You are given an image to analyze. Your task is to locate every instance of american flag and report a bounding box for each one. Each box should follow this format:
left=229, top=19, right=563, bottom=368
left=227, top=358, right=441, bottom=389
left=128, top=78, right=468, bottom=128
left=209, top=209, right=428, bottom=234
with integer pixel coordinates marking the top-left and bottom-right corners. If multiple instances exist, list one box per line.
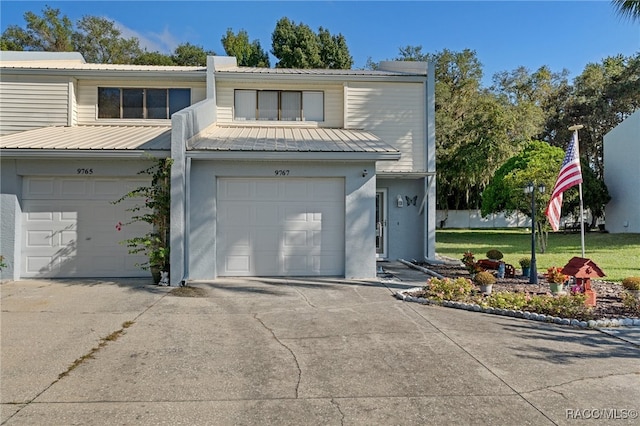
left=545, top=133, right=583, bottom=231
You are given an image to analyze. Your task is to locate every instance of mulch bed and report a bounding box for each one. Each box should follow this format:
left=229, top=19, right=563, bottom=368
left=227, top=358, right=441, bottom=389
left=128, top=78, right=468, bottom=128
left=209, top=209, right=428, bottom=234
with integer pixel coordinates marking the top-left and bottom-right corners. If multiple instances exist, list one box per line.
left=415, top=262, right=638, bottom=320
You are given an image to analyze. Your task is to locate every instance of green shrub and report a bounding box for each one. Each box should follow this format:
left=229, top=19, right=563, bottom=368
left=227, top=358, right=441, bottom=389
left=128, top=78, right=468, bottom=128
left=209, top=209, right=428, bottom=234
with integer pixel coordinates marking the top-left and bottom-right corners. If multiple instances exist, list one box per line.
left=477, top=291, right=529, bottom=310
left=486, top=249, right=503, bottom=260
left=527, top=294, right=592, bottom=320
left=622, top=293, right=640, bottom=313
left=519, top=257, right=531, bottom=268
left=621, top=277, right=640, bottom=291
left=424, top=277, right=473, bottom=301
left=474, top=271, right=496, bottom=286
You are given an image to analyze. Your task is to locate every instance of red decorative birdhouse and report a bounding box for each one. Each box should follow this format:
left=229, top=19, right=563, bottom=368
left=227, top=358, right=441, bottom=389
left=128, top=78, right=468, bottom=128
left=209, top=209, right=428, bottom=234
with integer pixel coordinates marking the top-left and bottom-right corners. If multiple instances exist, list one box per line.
left=561, top=257, right=606, bottom=307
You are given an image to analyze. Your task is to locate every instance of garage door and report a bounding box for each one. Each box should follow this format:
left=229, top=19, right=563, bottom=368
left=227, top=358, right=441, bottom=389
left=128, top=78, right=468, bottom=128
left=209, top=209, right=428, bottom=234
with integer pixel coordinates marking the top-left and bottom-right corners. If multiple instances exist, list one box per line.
left=22, top=177, right=150, bottom=278
left=217, top=178, right=345, bottom=276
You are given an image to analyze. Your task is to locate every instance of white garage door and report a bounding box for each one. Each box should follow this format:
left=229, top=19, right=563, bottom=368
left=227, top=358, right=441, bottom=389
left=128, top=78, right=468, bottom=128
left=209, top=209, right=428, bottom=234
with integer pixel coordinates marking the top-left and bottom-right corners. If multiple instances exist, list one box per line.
left=217, top=178, right=345, bottom=276
left=22, top=177, right=150, bottom=278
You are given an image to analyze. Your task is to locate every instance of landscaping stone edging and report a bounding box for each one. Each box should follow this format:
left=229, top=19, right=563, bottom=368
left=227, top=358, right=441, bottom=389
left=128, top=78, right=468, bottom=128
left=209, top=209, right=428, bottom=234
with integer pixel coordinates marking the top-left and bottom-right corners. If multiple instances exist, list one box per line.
left=395, top=287, right=640, bottom=329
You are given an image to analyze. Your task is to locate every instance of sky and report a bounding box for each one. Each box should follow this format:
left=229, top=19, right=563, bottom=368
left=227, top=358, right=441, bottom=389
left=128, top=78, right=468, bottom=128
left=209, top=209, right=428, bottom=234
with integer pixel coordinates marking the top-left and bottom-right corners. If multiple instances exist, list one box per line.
left=1, top=0, right=638, bottom=86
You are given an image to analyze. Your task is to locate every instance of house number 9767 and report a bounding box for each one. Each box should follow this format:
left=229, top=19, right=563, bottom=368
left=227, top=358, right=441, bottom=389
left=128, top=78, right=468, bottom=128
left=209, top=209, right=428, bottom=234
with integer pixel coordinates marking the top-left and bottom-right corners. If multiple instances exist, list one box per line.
left=274, top=170, right=290, bottom=176
left=77, top=168, right=94, bottom=175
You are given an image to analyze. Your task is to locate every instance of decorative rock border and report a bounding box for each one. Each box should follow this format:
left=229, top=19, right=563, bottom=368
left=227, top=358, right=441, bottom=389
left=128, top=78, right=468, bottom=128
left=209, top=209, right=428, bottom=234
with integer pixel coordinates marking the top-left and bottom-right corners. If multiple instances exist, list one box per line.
left=395, top=287, right=640, bottom=328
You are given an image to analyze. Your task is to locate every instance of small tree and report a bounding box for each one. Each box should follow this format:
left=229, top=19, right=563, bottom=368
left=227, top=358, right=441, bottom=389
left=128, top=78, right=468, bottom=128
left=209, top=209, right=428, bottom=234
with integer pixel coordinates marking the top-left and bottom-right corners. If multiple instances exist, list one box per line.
left=113, top=158, right=172, bottom=278
left=481, top=141, right=563, bottom=253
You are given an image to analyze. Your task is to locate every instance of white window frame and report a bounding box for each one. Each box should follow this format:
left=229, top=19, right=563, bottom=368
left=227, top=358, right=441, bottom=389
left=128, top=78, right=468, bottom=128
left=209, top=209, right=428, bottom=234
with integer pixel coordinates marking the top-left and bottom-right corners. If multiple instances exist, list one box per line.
left=234, top=89, right=324, bottom=122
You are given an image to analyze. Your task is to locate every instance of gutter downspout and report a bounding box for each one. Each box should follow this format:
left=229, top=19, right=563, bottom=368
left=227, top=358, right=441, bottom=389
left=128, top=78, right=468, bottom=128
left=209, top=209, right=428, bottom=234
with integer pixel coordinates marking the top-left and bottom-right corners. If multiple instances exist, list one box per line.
left=182, top=157, right=191, bottom=285
left=424, top=59, right=436, bottom=262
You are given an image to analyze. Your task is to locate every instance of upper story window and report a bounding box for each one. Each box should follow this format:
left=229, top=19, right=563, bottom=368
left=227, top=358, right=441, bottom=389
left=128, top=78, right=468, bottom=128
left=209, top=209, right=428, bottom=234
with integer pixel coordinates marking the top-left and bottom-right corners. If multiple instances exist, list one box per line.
left=98, top=88, right=191, bottom=119
left=234, top=90, right=324, bottom=122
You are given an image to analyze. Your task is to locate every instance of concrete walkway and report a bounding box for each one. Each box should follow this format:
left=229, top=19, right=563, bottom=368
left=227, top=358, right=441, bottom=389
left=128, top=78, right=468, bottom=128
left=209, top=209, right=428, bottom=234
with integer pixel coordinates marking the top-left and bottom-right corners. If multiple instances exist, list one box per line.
left=2, top=264, right=639, bottom=425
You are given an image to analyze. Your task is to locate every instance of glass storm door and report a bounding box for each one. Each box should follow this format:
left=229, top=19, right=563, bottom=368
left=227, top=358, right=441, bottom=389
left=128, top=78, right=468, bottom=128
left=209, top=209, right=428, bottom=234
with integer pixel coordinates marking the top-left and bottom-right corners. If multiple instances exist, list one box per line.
left=376, top=190, right=387, bottom=258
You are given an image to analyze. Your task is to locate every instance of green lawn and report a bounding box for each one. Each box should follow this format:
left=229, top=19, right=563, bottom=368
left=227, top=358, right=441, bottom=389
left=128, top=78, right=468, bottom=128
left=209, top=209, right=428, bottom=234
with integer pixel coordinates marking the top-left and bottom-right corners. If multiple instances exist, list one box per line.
left=435, top=229, right=640, bottom=282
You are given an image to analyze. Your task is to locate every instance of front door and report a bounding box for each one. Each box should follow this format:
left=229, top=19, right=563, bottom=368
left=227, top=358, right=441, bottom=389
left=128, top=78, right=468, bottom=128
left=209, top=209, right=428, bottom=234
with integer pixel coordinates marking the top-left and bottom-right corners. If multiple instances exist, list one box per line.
left=376, top=189, right=387, bottom=258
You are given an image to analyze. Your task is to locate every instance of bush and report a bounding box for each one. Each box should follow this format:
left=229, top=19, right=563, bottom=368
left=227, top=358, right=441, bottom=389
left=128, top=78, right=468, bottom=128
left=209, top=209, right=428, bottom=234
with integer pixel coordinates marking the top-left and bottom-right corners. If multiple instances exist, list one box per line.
left=527, top=294, right=592, bottom=320
left=424, top=277, right=473, bottom=301
left=621, top=276, right=640, bottom=291
left=475, top=291, right=530, bottom=310
left=519, top=257, right=531, bottom=268
left=486, top=249, right=503, bottom=260
left=473, top=271, right=496, bottom=286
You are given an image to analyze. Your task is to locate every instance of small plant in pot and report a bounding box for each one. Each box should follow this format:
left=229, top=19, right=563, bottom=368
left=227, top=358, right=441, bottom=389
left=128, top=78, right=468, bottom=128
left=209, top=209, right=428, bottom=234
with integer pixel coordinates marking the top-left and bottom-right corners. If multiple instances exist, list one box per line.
left=519, top=257, right=531, bottom=277
left=485, top=249, right=503, bottom=261
left=621, top=277, right=640, bottom=301
left=474, top=271, right=496, bottom=295
left=462, top=251, right=482, bottom=277
left=545, top=266, right=568, bottom=294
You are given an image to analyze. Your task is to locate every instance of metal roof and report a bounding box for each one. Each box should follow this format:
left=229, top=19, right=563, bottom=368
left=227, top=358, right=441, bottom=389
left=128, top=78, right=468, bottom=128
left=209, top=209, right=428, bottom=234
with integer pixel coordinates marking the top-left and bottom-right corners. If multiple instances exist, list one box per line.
left=0, top=125, right=171, bottom=150
left=215, top=67, right=421, bottom=77
left=188, top=125, right=400, bottom=154
left=0, top=61, right=204, bottom=73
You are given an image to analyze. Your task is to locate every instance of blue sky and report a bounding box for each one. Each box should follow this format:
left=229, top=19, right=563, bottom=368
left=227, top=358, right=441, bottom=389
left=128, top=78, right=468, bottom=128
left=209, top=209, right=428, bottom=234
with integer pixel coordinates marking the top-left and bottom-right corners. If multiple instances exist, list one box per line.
left=1, top=1, right=638, bottom=86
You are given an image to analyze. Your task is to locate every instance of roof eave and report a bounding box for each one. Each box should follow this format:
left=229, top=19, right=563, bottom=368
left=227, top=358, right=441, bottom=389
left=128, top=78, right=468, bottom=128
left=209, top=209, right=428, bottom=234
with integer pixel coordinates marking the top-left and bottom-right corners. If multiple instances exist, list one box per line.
left=214, top=72, right=426, bottom=83
left=0, top=68, right=206, bottom=81
left=186, top=150, right=401, bottom=161
left=0, top=148, right=170, bottom=159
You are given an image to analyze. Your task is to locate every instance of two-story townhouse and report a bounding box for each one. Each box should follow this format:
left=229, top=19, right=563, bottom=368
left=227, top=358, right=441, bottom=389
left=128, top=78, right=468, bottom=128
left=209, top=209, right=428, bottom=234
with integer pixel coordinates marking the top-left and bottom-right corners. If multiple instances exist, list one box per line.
left=0, top=51, right=435, bottom=284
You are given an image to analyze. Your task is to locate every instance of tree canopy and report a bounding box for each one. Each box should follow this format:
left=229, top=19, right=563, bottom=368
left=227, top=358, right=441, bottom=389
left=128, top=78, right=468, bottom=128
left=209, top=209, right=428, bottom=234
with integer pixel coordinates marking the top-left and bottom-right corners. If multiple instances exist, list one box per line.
left=612, top=0, right=640, bottom=21
left=270, top=17, right=352, bottom=69
left=221, top=29, right=270, bottom=67
left=480, top=141, right=611, bottom=250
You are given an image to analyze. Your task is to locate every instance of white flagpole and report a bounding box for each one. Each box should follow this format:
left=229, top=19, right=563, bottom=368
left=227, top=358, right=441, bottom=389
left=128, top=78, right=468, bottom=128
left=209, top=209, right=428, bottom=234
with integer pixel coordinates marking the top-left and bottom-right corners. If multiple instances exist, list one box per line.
left=569, top=125, right=586, bottom=258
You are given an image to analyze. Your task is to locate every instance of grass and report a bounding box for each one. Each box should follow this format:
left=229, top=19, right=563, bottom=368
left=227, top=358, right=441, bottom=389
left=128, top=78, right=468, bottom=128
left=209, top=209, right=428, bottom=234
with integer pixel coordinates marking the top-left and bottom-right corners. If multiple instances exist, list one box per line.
left=436, top=229, right=640, bottom=282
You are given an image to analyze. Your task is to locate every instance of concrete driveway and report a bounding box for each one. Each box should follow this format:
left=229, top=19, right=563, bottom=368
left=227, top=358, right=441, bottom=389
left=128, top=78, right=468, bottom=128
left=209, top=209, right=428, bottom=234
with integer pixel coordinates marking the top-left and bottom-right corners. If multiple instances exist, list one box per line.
left=2, top=265, right=639, bottom=425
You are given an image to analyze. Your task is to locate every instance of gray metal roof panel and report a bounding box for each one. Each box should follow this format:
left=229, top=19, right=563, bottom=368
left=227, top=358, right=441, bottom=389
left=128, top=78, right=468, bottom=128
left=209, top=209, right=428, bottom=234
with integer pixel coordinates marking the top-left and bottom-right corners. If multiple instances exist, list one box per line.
left=216, top=66, right=421, bottom=76
left=188, top=125, right=399, bottom=153
left=0, top=125, right=171, bottom=150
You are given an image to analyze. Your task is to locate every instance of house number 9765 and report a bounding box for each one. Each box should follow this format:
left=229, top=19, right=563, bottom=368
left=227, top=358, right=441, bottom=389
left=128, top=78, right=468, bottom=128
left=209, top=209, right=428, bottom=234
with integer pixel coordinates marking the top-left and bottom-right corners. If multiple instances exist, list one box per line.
left=274, top=170, right=290, bottom=176
left=77, top=168, right=94, bottom=175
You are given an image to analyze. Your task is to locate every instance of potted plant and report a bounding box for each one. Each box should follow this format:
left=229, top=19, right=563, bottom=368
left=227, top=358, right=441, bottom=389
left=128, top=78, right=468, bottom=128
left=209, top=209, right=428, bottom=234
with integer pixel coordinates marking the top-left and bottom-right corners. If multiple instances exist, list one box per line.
left=113, top=157, right=172, bottom=283
left=485, top=249, right=503, bottom=261
left=621, top=277, right=640, bottom=300
left=545, top=266, right=567, bottom=294
left=474, top=270, right=496, bottom=295
left=519, top=257, right=531, bottom=277
left=462, top=251, right=482, bottom=278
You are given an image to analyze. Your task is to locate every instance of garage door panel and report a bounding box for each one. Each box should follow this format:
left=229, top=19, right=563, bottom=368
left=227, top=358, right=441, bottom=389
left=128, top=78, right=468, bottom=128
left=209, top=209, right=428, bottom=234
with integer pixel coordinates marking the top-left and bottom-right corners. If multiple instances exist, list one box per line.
left=218, top=178, right=344, bottom=276
left=283, top=230, right=309, bottom=248
left=282, top=181, right=308, bottom=199
left=26, top=230, right=55, bottom=247
left=225, top=255, right=252, bottom=274
left=254, top=229, right=278, bottom=249
left=25, top=178, right=55, bottom=196
left=22, top=177, right=150, bottom=278
left=255, top=181, right=279, bottom=199
left=60, top=179, right=88, bottom=196
left=254, top=254, right=279, bottom=275
left=26, top=256, right=54, bottom=275
left=60, top=210, right=78, bottom=221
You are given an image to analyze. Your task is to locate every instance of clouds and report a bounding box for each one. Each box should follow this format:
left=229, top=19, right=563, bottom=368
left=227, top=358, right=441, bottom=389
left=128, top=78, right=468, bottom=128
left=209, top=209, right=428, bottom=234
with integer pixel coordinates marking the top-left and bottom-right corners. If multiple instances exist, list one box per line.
left=114, top=20, right=179, bottom=54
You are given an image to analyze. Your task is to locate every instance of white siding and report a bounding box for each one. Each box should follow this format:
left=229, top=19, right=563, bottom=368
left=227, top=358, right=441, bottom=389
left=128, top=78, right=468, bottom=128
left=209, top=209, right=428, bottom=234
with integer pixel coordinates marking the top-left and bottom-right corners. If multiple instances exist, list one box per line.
left=604, top=110, right=640, bottom=233
left=76, top=79, right=206, bottom=125
left=215, top=81, right=343, bottom=127
left=346, top=82, right=425, bottom=172
left=70, top=80, right=78, bottom=126
left=0, top=75, right=70, bottom=135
